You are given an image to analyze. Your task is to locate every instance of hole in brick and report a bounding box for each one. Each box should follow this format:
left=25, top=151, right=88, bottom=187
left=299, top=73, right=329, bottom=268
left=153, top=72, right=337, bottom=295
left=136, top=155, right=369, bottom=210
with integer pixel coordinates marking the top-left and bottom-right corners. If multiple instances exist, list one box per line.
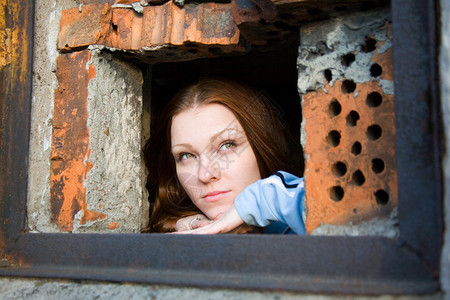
left=328, top=99, right=341, bottom=117
left=112, top=23, right=118, bottom=31
left=367, top=124, right=382, bottom=140
left=375, top=189, right=389, bottom=205
left=352, top=170, right=366, bottom=186
left=362, top=37, right=377, bottom=53
left=329, top=186, right=344, bottom=201
left=341, top=80, right=356, bottom=93
left=346, top=110, right=360, bottom=126
left=370, top=63, right=383, bottom=77
left=366, top=92, right=382, bottom=107
left=351, top=141, right=362, bottom=155
left=332, top=161, right=347, bottom=177
left=326, top=130, right=341, bottom=147
left=324, top=69, right=332, bottom=82
left=372, top=158, right=385, bottom=174
left=341, top=53, right=355, bottom=67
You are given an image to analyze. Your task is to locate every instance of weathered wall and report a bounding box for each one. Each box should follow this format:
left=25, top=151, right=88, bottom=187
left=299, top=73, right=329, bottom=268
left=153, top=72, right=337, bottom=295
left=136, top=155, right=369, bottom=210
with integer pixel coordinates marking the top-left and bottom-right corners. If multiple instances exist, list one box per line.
left=440, top=0, right=450, bottom=296
left=28, top=0, right=149, bottom=233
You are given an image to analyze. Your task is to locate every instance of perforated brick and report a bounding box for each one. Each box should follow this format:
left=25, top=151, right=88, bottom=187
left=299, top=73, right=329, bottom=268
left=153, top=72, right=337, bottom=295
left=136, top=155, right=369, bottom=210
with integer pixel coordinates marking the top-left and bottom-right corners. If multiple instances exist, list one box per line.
left=300, top=15, right=397, bottom=233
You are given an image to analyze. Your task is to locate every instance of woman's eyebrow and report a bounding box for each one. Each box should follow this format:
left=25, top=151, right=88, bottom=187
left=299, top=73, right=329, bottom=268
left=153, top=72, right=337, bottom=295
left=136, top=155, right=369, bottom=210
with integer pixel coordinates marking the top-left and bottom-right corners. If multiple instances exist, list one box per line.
left=171, top=143, right=193, bottom=151
left=172, top=128, right=243, bottom=151
left=209, top=128, right=243, bottom=143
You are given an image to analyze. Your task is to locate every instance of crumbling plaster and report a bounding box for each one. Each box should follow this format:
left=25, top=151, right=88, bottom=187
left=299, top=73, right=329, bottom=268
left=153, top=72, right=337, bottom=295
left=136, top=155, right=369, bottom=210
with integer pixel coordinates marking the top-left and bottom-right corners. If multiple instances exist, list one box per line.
left=297, top=7, right=393, bottom=95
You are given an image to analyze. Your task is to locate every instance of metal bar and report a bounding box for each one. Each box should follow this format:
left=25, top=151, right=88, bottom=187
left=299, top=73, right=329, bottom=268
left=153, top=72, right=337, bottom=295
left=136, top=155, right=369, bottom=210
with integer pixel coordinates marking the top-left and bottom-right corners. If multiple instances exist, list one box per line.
left=0, top=1, right=35, bottom=256
left=1, top=233, right=439, bottom=294
left=392, top=0, right=442, bottom=275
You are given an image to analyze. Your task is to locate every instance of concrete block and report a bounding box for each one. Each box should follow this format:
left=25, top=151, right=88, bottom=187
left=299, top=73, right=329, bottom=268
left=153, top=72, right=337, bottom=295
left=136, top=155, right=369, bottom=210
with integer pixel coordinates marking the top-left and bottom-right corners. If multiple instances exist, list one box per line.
left=50, top=49, right=147, bottom=233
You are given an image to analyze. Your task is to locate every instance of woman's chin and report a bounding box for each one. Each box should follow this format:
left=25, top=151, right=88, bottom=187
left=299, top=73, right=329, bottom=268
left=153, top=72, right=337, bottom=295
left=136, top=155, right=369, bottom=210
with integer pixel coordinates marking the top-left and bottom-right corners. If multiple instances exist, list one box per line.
left=213, top=211, right=225, bottom=220
left=203, top=210, right=224, bottom=221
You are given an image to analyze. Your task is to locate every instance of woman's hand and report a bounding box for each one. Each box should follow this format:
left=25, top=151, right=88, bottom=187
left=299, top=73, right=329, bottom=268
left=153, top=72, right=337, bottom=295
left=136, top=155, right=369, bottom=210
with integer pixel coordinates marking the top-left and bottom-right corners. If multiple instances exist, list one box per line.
left=173, top=205, right=244, bottom=234
left=175, top=214, right=212, bottom=232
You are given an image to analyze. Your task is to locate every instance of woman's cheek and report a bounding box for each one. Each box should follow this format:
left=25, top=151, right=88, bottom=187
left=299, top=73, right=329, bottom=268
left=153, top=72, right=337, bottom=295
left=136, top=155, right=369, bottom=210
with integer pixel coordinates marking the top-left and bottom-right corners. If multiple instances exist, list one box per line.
left=177, top=171, right=202, bottom=201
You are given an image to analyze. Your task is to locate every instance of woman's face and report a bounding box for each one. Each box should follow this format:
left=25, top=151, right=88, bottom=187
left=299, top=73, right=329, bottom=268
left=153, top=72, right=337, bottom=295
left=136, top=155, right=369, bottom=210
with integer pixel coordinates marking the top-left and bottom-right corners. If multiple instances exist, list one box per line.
left=171, top=103, right=261, bottom=220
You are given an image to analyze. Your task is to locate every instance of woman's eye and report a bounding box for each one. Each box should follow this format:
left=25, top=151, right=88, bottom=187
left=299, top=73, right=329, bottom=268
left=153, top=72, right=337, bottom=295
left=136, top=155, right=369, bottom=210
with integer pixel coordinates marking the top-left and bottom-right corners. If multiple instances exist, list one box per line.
left=219, top=141, right=236, bottom=151
left=179, top=153, right=195, bottom=161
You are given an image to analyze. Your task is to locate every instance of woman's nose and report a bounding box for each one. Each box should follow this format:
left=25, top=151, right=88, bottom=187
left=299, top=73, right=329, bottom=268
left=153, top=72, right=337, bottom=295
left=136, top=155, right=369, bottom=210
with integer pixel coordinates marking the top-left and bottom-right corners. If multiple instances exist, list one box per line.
left=197, top=156, right=221, bottom=183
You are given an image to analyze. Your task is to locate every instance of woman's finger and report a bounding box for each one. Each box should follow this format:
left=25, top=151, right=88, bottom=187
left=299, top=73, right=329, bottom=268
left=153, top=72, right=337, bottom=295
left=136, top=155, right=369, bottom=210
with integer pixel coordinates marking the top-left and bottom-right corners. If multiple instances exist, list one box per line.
left=175, top=214, right=211, bottom=232
left=171, top=205, right=244, bottom=234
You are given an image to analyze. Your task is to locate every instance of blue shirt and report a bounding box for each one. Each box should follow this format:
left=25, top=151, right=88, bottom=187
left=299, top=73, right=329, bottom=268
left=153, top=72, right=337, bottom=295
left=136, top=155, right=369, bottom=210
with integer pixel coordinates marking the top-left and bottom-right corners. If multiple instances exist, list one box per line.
left=234, top=171, right=306, bottom=235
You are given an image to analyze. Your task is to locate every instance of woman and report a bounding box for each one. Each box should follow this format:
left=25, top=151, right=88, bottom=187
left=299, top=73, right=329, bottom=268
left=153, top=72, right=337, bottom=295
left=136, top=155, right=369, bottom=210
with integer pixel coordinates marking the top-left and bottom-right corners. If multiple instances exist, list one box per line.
left=143, top=79, right=305, bottom=234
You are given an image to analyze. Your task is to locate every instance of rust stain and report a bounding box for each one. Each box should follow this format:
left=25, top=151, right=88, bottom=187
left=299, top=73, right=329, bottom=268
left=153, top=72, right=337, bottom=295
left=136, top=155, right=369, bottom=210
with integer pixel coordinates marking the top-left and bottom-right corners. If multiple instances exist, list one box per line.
left=0, top=2, right=30, bottom=84
left=107, top=222, right=120, bottom=229
left=0, top=3, right=12, bottom=68
left=51, top=50, right=106, bottom=232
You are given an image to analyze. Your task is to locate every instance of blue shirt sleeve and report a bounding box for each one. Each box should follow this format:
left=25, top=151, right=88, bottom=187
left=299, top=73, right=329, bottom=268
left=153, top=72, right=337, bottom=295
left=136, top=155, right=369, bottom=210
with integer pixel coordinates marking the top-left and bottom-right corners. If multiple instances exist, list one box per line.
left=234, top=171, right=306, bottom=235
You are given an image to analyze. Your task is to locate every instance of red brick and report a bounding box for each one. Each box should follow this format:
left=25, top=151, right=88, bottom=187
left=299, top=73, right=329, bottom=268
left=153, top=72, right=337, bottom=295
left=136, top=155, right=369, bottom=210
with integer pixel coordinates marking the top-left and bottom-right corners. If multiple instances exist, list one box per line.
left=302, top=26, right=397, bottom=233
left=51, top=50, right=106, bottom=232
left=59, top=2, right=241, bottom=51
left=58, top=4, right=113, bottom=51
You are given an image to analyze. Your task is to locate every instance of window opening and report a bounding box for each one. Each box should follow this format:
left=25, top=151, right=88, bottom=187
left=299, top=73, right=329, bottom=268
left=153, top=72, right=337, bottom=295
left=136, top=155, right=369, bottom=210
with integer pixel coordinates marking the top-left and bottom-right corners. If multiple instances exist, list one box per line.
left=145, top=45, right=303, bottom=220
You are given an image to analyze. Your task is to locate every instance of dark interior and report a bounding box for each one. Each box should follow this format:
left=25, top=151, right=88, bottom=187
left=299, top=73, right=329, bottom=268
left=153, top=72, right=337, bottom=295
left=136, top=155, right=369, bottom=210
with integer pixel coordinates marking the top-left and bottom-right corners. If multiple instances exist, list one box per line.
left=147, top=45, right=302, bottom=143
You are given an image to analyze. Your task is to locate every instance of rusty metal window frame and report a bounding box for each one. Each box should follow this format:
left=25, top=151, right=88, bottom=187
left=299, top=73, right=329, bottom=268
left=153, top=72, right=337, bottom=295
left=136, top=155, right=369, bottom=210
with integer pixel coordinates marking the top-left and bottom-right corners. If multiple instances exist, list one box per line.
left=0, top=0, right=442, bottom=294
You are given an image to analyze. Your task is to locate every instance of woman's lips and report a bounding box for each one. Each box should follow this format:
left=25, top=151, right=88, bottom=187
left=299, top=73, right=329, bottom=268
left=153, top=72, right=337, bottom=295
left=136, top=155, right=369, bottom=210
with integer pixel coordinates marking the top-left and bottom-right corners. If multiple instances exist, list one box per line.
left=202, top=190, right=231, bottom=203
